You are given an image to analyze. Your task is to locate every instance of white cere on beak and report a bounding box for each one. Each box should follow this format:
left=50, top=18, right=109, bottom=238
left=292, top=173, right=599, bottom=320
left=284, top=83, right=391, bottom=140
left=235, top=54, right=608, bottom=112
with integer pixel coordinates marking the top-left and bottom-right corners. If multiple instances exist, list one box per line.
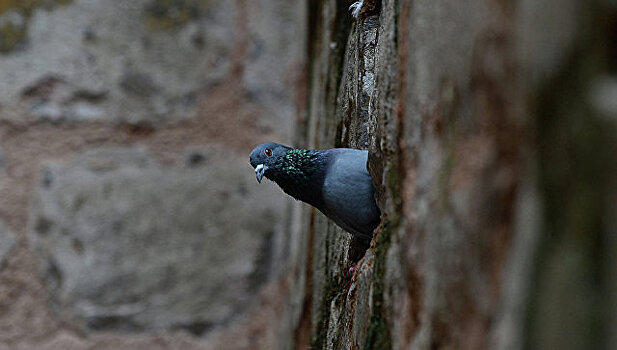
left=255, top=164, right=267, bottom=183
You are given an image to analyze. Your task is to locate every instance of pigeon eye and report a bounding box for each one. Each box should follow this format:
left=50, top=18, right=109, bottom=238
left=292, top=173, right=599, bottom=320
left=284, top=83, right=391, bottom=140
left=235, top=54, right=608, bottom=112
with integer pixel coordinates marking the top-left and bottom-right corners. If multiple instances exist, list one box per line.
left=264, top=148, right=273, bottom=157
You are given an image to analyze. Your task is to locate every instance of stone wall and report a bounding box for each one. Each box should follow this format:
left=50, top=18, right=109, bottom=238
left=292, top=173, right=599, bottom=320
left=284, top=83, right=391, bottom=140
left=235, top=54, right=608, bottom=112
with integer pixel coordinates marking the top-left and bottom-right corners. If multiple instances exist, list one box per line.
left=0, top=0, right=304, bottom=349
left=288, top=0, right=617, bottom=349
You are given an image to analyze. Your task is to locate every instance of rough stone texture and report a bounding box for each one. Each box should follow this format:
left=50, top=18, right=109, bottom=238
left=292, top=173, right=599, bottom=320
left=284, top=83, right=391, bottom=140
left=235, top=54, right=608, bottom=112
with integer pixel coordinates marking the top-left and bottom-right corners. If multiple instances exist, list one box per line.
left=0, top=0, right=303, bottom=347
left=0, top=0, right=299, bottom=130
left=29, top=147, right=284, bottom=333
left=285, top=0, right=617, bottom=349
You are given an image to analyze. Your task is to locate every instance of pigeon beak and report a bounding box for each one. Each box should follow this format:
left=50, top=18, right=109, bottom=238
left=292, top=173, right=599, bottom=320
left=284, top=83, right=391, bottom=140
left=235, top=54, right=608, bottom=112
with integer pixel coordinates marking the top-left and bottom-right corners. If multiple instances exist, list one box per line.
left=255, top=164, right=268, bottom=183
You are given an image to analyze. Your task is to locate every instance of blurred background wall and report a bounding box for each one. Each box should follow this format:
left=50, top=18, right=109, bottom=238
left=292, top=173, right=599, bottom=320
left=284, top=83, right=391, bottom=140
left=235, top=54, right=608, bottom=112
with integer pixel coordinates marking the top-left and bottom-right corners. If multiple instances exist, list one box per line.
left=0, top=0, right=304, bottom=348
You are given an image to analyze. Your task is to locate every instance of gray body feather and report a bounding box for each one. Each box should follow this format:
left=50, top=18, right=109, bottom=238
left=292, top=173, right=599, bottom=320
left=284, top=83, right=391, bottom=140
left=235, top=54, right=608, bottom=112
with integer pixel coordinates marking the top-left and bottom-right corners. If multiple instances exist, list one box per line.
left=320, top=149, right=379, bottom=240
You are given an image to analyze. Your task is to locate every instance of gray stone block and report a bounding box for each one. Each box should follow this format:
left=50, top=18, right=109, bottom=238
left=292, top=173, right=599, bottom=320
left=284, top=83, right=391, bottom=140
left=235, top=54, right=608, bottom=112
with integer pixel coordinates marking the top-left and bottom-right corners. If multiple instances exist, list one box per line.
left=0, top=0, right=235, bottom=124
left=30, top=148, right=284, bottom=334
left=0, top=0, right=300, bottom=129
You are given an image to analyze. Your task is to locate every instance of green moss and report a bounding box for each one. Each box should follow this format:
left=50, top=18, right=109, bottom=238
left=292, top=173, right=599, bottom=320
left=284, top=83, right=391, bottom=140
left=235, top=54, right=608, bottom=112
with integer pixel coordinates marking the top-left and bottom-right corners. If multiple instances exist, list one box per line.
left=364, top=218, right=394, bottom=350
left=144, top=0, right=208, bottom=30
left=385, top=155, right=402, bottom=208
left=0, top=0, right=72, bottom=16
left=0, top=20, right=25, bottom=52
left=437, top=79, right=461, bottom=211
left=0, top=0, right=72, bottom=53
left=0, top=0, right=32, bottom=14
left=310, top=275, right=340, bottom=349
left=328, top=0, right=353, bottom=146
left=437, top=142, right=455, bottom=211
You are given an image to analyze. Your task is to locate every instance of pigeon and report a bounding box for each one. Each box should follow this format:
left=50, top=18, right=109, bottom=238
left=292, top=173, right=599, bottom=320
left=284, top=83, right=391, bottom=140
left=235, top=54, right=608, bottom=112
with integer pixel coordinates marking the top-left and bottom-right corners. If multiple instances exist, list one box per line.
left=249, top=142, right=380, bottom=240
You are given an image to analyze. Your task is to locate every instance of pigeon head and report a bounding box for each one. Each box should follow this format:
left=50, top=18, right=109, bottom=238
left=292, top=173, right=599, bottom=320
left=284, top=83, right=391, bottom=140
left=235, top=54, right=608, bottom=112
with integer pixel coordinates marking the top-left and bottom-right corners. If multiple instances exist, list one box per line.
left=249, top=142, right=325, bottom=186
left=249, top=142, right=291, bottom=183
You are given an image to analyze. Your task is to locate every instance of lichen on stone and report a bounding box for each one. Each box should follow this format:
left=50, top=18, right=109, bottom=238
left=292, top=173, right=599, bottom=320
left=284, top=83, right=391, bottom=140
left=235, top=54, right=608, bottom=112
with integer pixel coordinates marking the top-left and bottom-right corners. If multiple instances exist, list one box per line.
left=0, top=0, right=73, bottom=53
left=0, top=14, right=25, bottom=53
left=143, top=0, right=210, bottom=30
left=363, top=218, right=394, bottom=350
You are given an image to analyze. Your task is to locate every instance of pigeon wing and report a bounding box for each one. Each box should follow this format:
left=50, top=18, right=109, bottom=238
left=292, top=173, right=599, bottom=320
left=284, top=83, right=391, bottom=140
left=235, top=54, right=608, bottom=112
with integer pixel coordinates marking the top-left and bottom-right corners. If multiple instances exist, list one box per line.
left=321, top=149, right=380, bottom=240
